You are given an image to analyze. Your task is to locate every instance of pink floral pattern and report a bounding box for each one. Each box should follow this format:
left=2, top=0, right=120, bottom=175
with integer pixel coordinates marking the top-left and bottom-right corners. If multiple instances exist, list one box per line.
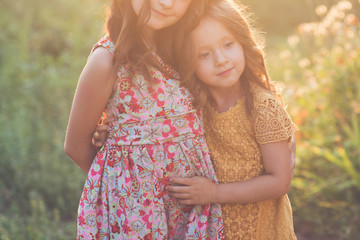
left=77, top=36, right=224, bottom=240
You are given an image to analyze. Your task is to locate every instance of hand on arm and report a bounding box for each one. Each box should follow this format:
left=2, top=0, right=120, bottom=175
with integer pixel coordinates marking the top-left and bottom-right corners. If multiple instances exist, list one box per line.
left=167, top=176, right=218, bottom=205
left=64, top=48, right=115, bottom=173
left=92, top=116, right=114, bottom=150
left=168, top=140, right=292, bottom=205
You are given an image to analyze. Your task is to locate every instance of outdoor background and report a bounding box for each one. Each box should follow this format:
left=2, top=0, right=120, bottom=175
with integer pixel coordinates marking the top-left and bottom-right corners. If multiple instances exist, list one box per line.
left=0, top=0, right=359, bottom=239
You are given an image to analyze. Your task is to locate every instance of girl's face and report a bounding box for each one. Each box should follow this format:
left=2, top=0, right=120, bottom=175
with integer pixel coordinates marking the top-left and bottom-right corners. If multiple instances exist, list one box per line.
left=193, top=17, right=245, bottom=93
left=132, top=0, right=192, bottom=32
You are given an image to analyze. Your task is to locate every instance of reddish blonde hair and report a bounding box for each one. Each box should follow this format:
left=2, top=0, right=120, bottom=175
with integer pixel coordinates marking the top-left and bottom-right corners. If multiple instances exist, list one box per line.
left=176, top=0, right=278, bottom=114
left=155, top=0, right=211, bottom=70
left=105, top=0, right=210, bottom=81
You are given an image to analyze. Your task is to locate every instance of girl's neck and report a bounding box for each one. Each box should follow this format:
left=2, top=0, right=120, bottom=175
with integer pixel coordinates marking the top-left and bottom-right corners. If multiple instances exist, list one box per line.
left=208, top=87, right=243, bottom=113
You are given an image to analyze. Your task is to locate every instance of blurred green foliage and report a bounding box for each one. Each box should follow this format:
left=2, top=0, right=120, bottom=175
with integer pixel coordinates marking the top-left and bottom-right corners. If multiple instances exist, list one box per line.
left=0, top=0, right=106, bottom=238
left=268, top=1, right=360, bottom=239
left=0, top=0, right=359, bottom=239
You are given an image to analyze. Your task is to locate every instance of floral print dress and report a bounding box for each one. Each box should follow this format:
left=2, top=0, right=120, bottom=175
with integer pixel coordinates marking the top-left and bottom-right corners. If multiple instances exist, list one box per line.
left=77, top=36, right=224, bottom=240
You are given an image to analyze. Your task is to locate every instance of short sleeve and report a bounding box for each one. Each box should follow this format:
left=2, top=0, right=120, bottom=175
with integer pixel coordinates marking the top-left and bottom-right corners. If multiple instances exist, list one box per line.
left=254, top=94, right=298, bottom=144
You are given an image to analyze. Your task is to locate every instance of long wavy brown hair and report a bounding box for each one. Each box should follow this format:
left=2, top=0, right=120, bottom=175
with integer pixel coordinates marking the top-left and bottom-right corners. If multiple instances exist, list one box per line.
left=105, top=0, right=210, bottom=82
left=175, top=0, right=278, bottom=115
left=155, top=0, right=211, bottom=70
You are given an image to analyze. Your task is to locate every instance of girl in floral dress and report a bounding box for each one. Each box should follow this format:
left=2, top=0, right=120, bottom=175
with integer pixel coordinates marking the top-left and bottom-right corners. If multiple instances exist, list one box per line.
left=64, top=0, right=223, bottom=239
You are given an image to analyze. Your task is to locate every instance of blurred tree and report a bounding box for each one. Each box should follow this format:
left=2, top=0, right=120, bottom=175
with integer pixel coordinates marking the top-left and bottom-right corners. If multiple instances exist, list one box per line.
left=240, top=0, right=360, bottom=35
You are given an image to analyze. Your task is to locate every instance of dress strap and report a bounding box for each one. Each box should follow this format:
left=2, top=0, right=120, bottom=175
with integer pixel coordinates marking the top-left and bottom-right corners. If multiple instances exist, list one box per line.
left=151, top=51, right=180, bottom=80
left=88, top=35, right=115, bottom=59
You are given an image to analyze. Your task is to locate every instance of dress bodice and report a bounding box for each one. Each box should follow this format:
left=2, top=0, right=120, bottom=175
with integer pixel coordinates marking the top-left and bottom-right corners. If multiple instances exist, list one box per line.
left=92, top=36, right=204, bottom=145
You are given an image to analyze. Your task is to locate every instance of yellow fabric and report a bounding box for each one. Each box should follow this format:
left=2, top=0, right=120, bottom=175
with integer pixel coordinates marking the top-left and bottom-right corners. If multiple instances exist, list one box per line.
left=203, top=85, right=298, bottom=240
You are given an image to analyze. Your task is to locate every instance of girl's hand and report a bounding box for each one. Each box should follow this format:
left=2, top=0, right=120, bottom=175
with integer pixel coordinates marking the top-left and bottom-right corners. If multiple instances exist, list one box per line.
left=92, top=116, right=114, bottom=150
left=167, top=176, right=217, bottom=205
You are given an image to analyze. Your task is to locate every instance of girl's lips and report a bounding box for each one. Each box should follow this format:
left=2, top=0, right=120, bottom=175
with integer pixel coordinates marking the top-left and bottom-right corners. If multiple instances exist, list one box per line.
left=217, top=67, right=233, bottom=76
left=152, top=9, right=168, bottom=17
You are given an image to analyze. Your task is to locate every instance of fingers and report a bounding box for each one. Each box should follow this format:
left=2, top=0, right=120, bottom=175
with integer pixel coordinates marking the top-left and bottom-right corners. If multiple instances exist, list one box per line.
left=167, top=177, right=211, bottom=205
left=92, top=128, right=108, bottom=148
left=167, top=185, right=195, bottom=199
left=167, top=188, right=196, bottom=205
left=169, top=177, right=193, bottom=186
left=93, top=131, right=105, bottom=142
left=92, top=137, right=101, bottom=149
left=168, top=191, right=191, bottom=199
left=166, top=185, right=190, bottom=193
left=169, top=176, right=208, bottom=185
left=103, top=117, right=115, bottom=124
left=93, top=131, right=101, bottom=140
left=93, top=137, right=106, bottom=148
left=96, top=126, right=109, bottom=140
left=95, top=141, right=103, bottom=148
left=92, top=137, right=103, bottom=148
left=96, top=124, right=110, bottom=132
left=93, top=120, right=110, bottom=148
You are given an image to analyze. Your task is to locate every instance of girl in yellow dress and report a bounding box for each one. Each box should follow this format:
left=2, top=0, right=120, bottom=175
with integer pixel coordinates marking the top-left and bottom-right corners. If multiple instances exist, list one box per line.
left=167, top=0, right=298, bottom=239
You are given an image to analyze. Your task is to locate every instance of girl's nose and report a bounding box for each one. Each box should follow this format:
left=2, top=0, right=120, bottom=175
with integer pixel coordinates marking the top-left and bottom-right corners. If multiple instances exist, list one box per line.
left=214, top=50, right=228, bottom=66
left=159, top=0, right=174, bottom=8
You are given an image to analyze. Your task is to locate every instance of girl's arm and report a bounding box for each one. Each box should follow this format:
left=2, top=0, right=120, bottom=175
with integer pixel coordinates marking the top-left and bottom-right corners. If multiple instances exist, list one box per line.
left=167, top=139, right=292, bottom=205
left=289, top=135, right=296, bottom=178
left=64, top=47, right=115, bottom=173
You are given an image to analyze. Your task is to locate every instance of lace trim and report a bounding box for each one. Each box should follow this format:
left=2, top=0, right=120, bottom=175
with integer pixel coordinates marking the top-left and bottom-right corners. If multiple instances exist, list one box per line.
left=254, top=94, right=298, bottom=144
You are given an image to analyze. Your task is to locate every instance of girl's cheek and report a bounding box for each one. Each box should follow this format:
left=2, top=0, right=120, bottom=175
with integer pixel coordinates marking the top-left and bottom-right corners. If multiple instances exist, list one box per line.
left=197, top=63, right=207, bottom=74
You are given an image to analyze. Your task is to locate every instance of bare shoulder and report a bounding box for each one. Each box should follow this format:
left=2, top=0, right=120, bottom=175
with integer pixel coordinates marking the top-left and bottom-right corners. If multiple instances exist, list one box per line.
left=80, top=47, right=115, bottom=88
left=87, top=47, right=113, bottom=72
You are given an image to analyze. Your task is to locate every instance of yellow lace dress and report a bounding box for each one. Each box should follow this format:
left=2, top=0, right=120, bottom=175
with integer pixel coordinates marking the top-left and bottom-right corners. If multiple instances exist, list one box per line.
left=203, top=85, right=298, bottom=240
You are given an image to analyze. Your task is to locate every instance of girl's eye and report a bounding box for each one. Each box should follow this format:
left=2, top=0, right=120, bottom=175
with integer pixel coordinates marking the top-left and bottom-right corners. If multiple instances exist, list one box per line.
left=199, top=52, right=210, bottom=58
left=224, top=41, right=234, bottom=48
